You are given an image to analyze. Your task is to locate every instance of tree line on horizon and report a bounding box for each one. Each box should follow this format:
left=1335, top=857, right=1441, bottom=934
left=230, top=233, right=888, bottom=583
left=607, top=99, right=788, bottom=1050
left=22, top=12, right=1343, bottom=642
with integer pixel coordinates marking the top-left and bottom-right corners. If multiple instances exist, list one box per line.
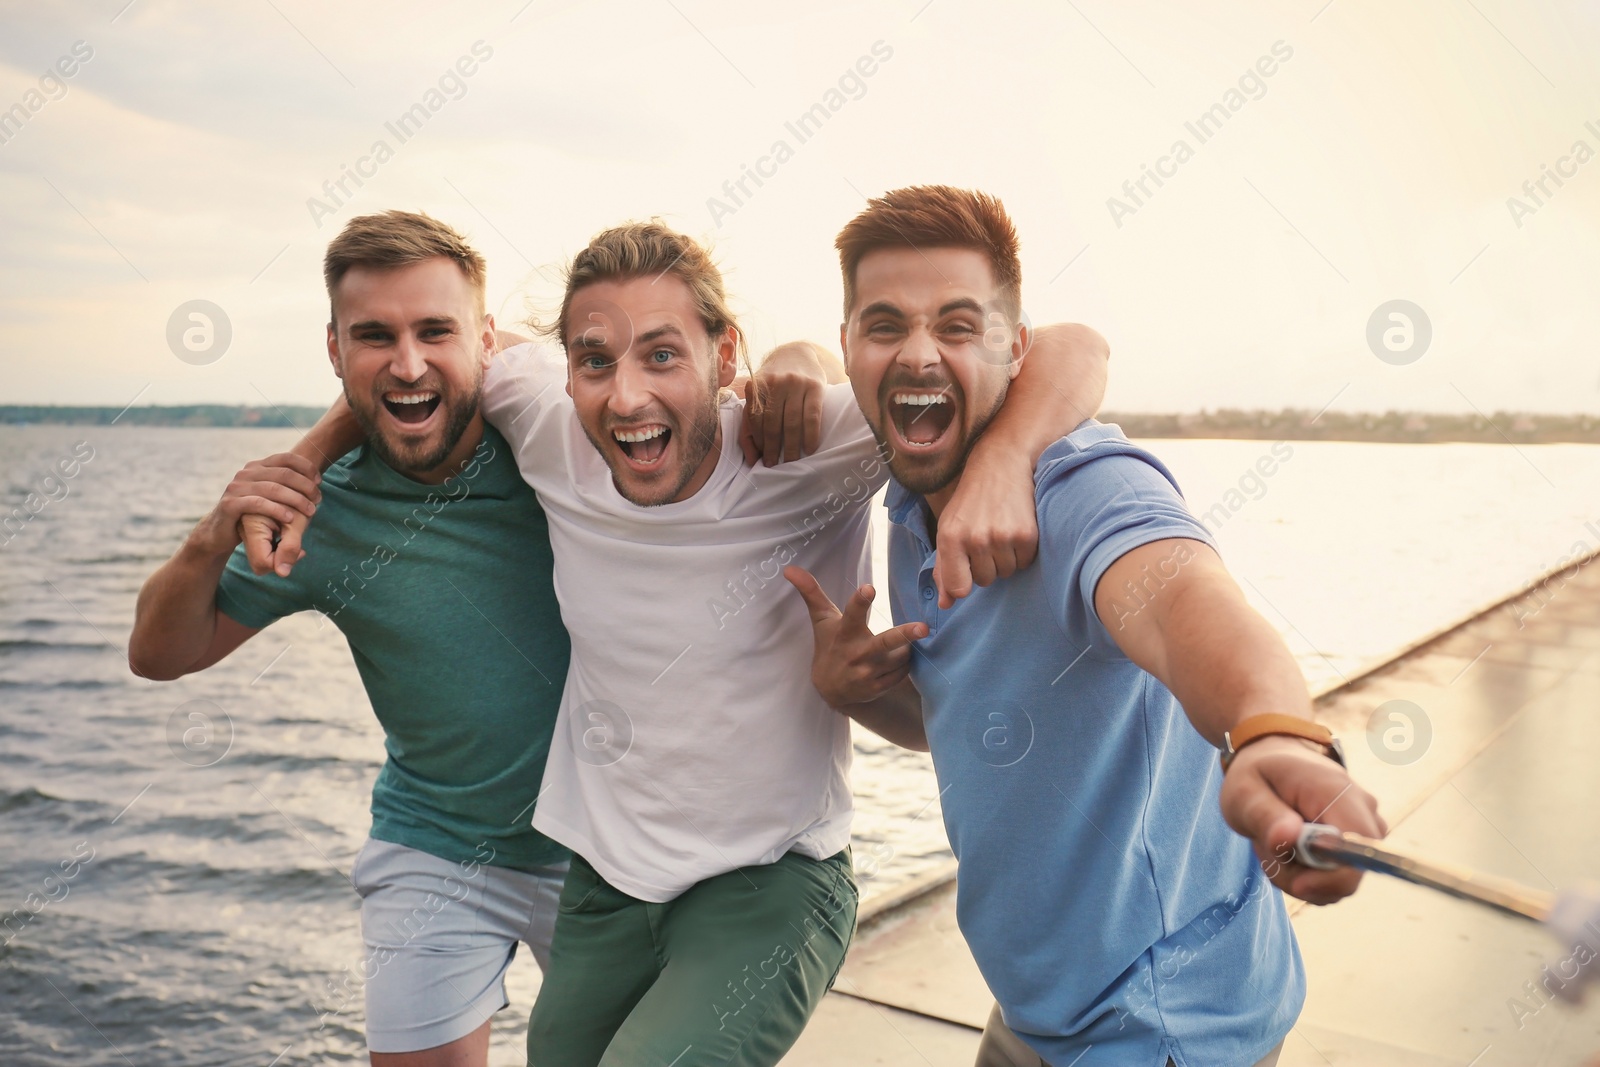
left=2, top=405, right=1598, bottom=443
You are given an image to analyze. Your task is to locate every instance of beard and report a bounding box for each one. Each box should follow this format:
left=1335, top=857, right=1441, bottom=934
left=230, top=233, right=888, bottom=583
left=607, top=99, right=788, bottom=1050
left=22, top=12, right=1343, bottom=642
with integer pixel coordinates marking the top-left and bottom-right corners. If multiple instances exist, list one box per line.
left=585, top=367, right=722, bottom=507
left=346, top=368, right=482, bottom=476
left=871, top=371, right=1008, bottom=496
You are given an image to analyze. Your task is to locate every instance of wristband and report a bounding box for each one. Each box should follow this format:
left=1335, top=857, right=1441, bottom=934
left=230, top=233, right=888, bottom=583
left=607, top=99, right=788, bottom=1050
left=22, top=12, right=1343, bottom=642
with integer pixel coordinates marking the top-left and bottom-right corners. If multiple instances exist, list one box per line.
left=1220, top=713, right=1345, bottom=773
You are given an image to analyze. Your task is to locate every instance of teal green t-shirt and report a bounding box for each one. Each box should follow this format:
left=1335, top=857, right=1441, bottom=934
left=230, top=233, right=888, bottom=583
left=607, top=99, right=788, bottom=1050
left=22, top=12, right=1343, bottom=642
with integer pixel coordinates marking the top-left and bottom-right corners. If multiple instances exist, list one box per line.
left=216, top=426, right=570, bottom=871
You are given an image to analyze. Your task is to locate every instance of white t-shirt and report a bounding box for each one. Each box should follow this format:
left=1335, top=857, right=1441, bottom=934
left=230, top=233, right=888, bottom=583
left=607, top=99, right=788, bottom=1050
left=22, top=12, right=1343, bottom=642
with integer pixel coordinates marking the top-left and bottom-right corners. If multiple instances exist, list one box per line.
left=482, top=343, right=889, bottom=902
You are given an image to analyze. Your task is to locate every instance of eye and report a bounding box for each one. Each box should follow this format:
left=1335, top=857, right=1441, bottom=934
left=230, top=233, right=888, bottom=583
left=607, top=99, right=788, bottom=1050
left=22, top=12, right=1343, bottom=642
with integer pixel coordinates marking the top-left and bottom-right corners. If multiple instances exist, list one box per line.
left=942, top=321, right=976, bottom=338
left=580, top=355, right=611, bottom=371
left=867, top=321, right=901, bottom=336
left=649, top=348, right=674, bottom=364
left=421, top=326, right=451, bottom=340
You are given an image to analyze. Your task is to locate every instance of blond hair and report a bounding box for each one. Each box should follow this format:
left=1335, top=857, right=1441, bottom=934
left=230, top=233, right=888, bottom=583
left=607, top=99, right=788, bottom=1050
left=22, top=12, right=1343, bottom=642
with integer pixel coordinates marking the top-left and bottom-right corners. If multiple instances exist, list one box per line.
left=546, top=220, right=747, bottom=367
left=323, top=210, right=487, bottom=326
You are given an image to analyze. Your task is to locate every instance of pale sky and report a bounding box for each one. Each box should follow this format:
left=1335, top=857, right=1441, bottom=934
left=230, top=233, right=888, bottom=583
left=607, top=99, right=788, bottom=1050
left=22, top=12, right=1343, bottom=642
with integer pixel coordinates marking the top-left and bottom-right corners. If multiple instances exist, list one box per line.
left=2, top=0, right=1598, bottom=414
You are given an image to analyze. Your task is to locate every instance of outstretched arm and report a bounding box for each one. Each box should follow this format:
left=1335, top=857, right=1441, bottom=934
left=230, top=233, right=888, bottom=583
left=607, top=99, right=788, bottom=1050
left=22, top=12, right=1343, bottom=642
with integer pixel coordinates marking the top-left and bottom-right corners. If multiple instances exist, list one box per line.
left=128, top=453, right=320, bottom=679
left=1096, top=539, right=1387, bottom=905
left=934, top=323, right=1109, bottom=606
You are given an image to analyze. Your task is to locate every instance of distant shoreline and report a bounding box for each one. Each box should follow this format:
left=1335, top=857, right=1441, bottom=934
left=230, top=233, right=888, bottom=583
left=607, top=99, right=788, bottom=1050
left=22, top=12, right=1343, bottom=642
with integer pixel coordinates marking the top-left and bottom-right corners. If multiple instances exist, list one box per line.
left=3, top=405, right=1599, bottom=444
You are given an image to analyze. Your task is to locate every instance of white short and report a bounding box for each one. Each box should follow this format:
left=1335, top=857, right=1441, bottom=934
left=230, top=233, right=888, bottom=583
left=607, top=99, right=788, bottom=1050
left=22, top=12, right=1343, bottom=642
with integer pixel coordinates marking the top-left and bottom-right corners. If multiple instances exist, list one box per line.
left=348, top=837, right=567, bottom=1054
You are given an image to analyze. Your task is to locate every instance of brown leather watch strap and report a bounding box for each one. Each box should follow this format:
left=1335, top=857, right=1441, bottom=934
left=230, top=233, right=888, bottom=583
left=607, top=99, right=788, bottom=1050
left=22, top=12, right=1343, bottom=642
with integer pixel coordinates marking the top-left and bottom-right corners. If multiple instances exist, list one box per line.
left=1220, top=713, right=1343, bottom=772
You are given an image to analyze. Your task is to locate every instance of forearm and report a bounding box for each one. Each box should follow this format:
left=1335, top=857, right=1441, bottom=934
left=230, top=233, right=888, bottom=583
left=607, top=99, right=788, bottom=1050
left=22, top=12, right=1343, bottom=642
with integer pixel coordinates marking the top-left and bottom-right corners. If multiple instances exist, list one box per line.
left=1148, top=571, right=1311, bottom=748
left=978, top=323, right=1108, bottom=466
left=761, top=340, right=847, bottom=384
left=129, top=533, right=233, bottom=680
left=837, top=678, right=928, bottom=752
left=293, top=394, right=364, bottom=472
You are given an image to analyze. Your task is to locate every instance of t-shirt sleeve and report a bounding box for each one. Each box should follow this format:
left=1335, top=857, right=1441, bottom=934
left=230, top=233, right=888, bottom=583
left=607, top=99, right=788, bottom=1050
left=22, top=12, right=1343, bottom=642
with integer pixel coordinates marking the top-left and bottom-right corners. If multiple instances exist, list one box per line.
left=1037, top=449, right=1216, bottom=654
left=481, top=342, right=571, bottom=489
left=215, top=543, right=315, bottom=629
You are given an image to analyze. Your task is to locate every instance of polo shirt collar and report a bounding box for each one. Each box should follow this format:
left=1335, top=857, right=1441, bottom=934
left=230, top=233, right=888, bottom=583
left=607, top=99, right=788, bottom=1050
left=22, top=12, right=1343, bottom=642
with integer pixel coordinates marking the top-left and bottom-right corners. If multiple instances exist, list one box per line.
left=884, top=478, right=935, bottom=553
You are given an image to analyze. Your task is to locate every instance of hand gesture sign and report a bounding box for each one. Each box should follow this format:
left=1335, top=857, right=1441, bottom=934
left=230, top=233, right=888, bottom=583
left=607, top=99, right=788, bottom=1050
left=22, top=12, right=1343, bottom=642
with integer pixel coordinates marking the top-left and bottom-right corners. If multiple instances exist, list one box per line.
left=783, top=566, right=928, bottom=707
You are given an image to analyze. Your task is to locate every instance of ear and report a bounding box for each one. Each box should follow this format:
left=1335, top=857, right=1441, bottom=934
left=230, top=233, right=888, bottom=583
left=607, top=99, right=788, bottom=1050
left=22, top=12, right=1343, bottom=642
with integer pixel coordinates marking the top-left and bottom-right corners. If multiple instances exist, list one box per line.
left=714, top=327, right=739, bottom=389
left=838, top=322, right=850, bottom=372
left=1008, top=321, right=1029, bottom=381
left=326, top=323, right=343, bottom=379
left=479, top=312, right=497, bottom=370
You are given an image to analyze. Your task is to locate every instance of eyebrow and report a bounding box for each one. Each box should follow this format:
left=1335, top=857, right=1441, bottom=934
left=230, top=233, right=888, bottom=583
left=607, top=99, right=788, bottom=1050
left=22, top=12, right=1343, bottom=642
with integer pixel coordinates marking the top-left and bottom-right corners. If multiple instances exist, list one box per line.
left=347, top=315, right=461, bottom=333
left=937, top=298, right=985, bottom=317
left=637, top=324, right=685, bottom=345
left=859, top=298, right=986, bottom=321
left=858, top=301, right=906, bottom=320
left=569, top=323, right=686, bottom=351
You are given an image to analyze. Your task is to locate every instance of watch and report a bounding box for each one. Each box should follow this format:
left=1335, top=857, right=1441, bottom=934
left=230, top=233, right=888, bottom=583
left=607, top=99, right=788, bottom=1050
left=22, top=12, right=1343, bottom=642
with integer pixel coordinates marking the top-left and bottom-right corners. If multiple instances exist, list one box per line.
left=1220, top=713, right=1345, bottom=772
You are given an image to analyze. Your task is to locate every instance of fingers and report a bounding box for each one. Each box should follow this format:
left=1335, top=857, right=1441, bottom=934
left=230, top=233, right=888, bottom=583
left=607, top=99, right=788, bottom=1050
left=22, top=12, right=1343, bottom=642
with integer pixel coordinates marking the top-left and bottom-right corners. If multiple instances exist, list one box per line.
left=839, top=584, right=876, bottom=635
left=1222, top=740, right=1385, bottom=906
left=740, top=381, right=763, bottom=466
left=782, top=385, right=806, bottom=463
left=933, top=547, right=972, bottom=610
left=239, top=514, right=280, bottom=576
left=273, top=513, right=310, bottom=577
left=803, top=386, right=822, bottom=457
left=761, top=381, right=785, bottom=468
left=873, top=620, right=929, bottom=655
left=783, top=566, right=841, bottom=624
left=254, top=452, right=322, bottom=484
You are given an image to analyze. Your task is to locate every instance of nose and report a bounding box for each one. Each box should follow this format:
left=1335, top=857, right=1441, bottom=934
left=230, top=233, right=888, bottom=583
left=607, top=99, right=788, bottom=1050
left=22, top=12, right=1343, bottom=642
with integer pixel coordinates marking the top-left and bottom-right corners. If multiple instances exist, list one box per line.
left=608, top=357, right=651, bottom=419
left=388, top=336, right=427, bottom=384
left=897, top=324, right=942, bottom=376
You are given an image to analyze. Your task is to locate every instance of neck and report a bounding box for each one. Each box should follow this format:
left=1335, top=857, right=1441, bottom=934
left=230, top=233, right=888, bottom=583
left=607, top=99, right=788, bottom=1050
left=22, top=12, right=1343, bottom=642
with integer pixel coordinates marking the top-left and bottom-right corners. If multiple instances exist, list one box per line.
left=668, top=423, right=724, bottom=503
left=408, top=415, right=486, bottom=485
left=924, top=471, right=964, bottom=521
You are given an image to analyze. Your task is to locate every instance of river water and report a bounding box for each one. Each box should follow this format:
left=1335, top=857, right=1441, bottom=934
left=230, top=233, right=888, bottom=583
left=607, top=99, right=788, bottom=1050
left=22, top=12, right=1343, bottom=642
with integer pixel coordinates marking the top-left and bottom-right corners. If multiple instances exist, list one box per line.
left=3, top=425, right=1596, bottom=1064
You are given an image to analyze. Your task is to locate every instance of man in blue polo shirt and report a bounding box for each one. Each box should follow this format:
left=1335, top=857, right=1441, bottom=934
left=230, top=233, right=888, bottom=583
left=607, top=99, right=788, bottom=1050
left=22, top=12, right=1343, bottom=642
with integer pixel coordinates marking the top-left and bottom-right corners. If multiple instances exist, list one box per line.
left=787, top=185, right=1386, bottom=1067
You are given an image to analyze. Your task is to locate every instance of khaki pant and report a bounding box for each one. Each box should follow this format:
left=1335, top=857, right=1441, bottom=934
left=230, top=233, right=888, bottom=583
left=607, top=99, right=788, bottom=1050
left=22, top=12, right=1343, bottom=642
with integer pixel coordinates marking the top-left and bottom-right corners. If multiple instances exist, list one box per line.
left=974, top=1003, right=1284, bottom=1067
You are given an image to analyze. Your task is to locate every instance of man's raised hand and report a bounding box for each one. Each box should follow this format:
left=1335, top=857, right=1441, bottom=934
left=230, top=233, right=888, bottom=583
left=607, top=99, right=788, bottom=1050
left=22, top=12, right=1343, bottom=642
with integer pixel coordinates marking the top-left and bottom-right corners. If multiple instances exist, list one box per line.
left=783, top=565, right=928, bottom=707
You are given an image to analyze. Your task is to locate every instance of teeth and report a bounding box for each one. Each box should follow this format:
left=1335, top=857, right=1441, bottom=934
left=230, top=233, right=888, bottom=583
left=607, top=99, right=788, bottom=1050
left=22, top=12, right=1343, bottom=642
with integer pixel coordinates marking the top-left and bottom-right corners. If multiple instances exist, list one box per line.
left=614, top=426, right=667, bottom=443
left=893, top=392, right=948, bottom=407
left=386, top=392, right=438, bottom=404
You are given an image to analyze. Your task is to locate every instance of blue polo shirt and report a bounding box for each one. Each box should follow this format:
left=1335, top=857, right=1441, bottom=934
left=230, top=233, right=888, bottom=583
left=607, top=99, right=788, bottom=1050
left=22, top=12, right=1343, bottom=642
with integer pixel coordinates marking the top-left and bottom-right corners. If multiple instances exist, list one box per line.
left=886, top=421, right=1303, bottom=1067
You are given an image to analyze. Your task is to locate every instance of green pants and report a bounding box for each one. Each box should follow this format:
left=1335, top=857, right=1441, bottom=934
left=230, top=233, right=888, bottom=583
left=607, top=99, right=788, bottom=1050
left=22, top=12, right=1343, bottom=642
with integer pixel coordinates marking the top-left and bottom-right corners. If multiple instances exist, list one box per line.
left=526, top=848, right=857, bottom=1067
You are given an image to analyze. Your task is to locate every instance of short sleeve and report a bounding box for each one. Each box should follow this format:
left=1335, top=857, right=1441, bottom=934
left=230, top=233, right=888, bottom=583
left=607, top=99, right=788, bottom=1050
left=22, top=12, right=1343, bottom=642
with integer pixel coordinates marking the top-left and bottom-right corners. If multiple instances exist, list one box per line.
left=215, top=544, right=315, bottom=629
left=1037, top=448, right=1215, bottom=653
left=481, top=342, right=571, bottom=488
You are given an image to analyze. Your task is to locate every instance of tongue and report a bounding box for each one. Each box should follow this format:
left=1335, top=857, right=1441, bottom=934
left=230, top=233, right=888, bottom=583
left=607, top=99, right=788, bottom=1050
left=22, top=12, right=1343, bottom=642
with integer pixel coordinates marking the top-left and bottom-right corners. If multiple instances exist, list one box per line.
left=902, top=402, right=953, bottom=445
left=388, top=399, right=437, bottom=425
left=633, top=432, right=668, bottom=463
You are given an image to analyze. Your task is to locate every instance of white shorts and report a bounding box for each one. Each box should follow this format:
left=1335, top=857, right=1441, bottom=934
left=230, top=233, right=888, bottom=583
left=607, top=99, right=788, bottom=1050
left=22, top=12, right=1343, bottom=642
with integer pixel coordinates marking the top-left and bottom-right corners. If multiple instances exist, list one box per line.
left=347, top=836, right=567, bottom=1054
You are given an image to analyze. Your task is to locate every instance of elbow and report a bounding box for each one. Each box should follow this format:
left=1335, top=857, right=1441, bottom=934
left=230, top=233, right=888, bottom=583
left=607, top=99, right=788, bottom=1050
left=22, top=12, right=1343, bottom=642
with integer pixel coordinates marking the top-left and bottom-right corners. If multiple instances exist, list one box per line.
left=127, top=638, right=182, bottom=682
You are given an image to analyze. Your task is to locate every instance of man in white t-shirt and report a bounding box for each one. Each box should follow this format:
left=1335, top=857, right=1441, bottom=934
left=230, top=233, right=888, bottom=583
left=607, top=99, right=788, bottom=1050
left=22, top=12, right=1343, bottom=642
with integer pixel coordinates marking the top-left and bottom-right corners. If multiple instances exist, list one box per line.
left=267, top=218, right=1110, bottom=1065
left=480, top=221, right=1106, bottom=1066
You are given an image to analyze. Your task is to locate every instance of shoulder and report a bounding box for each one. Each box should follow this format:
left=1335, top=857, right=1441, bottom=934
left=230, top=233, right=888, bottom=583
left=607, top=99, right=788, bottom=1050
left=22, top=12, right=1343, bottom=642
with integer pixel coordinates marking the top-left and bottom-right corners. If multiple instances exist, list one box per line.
left=1034, top=420, right=1187, bottom=505
left=484, top=342, right=570, bottom=414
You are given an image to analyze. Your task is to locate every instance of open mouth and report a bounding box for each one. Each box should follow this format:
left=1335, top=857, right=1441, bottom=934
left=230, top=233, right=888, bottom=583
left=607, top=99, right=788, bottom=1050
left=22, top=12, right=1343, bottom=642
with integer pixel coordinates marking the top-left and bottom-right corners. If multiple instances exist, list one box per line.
left=613, top=424, right=672, bottom=468
left=383, top=390, right=441, bottom=427
left=888, top=390, right=956, bottom=450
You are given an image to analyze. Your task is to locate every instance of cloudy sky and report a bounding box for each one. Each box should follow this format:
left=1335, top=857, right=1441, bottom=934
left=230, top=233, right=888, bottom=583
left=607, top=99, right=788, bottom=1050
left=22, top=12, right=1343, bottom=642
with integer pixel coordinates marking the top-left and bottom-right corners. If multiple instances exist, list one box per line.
left=2, top=0, right=1597, bottom=415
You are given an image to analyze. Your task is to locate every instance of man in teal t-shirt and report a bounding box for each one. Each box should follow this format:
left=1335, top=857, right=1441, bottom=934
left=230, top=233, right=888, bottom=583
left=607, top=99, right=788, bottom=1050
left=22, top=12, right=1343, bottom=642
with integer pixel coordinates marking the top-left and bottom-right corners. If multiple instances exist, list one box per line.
left=215, top=424, right=568, bottom=871
left=129, top=212, right=572, bottom=1062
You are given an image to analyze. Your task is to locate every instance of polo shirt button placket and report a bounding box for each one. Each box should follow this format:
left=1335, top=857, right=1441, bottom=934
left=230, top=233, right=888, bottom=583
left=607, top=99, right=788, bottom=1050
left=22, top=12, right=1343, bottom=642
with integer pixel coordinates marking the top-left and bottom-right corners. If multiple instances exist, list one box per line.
left=919, top=575, right=938, bottom=629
